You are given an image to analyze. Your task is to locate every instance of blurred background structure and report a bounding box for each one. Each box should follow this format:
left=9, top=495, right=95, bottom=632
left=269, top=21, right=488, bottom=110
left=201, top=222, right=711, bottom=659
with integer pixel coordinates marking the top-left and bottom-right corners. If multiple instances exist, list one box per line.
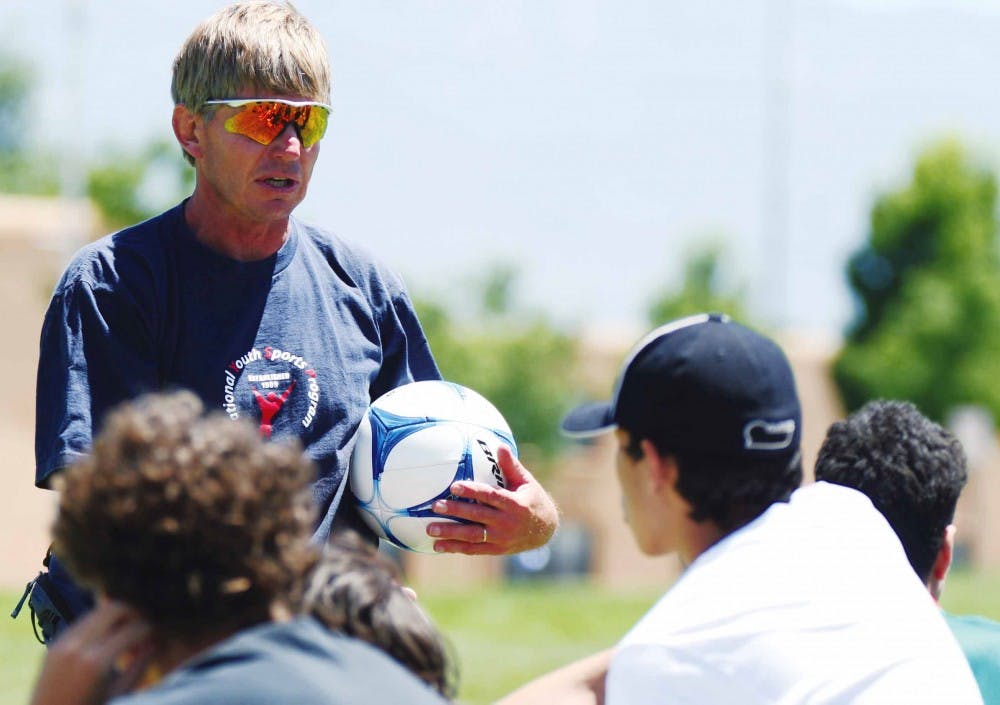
left=5, top=0, right=1000, bottom=592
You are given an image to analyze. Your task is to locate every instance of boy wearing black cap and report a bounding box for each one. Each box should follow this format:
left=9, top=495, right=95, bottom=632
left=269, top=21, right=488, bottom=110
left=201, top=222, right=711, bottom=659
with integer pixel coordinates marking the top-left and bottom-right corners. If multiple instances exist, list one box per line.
left=502, top=313, right=981, bottom=705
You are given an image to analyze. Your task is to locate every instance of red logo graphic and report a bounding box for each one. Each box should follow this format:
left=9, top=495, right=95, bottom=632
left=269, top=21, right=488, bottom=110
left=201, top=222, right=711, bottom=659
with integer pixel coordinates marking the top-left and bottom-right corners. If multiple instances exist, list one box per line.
left=251, top=380, right=297, bottom=438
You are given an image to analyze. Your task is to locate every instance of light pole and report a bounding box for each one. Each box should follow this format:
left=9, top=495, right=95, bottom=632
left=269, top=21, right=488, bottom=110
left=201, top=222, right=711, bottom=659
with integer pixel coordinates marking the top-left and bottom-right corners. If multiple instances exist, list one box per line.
left=60, top=0, right=86, bottom=200
left=760, top=0, right=793, bottom=328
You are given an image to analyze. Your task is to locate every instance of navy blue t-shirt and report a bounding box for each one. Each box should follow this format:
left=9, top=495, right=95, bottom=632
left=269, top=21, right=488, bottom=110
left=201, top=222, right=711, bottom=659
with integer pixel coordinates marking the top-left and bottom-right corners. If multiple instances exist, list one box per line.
left=35, top=202, right=440, bottom=538
left=111, top=617, right=450, bottom=705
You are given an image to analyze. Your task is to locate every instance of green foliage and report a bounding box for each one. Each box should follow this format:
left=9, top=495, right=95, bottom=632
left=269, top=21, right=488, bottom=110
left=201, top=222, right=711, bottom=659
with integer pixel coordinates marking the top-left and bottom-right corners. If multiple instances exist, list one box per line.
left=835, top=140, right=1000, bottom=424
left=0, top=56, right=60, bottom=195
left=86, top=140, right=193, bottom=230
left=0, top=152, right=60, bottom=196
left=646, top=240, right=746, bottom=326
left=414, top=267, right=577, bottom=468
left=481, top=263, right=516, bottom=317
left=0, top=54, right=187, bottom=207
left=0, top=55, right=30, bottom=154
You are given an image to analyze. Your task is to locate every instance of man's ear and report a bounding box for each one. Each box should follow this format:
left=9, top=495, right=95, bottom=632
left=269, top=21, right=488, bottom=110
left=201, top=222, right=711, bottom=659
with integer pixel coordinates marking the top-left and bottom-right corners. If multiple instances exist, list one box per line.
left=172, top=104, right=203, bottom=162
left=639, top=439, right=677, bottom=493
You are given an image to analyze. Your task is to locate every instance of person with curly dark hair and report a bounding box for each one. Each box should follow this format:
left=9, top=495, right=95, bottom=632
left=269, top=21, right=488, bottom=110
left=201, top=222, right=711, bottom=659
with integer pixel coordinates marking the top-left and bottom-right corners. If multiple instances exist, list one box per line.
left=28, top=391, right=449, bottom=705
left=815, top=399, right=1000, bottom=704
left=303, top=532, right=457, bottom=699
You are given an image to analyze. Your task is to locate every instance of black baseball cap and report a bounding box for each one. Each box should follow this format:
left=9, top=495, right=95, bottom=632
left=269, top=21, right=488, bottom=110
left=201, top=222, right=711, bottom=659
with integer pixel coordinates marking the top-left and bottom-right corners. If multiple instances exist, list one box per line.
left=561, top=313, right=801, bottom=458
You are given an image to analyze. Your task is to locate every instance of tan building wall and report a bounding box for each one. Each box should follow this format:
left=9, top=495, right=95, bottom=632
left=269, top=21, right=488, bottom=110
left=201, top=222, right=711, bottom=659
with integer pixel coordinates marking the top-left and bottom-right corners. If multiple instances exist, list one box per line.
left=950, top=407, right=1000, bottom=569
left=0, top=195, right=98, bottom=588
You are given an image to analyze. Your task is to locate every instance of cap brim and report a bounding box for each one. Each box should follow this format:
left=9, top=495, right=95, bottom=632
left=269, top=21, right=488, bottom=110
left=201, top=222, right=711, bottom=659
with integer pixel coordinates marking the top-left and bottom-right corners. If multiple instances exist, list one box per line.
left=560, top=401, right=617, bottom=439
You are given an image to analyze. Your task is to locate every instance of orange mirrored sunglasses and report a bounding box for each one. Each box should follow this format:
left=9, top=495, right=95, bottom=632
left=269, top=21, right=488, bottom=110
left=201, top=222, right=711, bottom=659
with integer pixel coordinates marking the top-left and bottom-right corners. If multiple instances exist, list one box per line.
left=202, top=98, right=332, bottom=148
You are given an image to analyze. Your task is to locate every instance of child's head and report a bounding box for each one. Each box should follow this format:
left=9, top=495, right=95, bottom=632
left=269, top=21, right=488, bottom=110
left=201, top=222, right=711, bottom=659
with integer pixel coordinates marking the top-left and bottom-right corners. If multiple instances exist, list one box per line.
left=303, top=532, right=456, bottom=698
left=52, top=391, right=317, bottom=638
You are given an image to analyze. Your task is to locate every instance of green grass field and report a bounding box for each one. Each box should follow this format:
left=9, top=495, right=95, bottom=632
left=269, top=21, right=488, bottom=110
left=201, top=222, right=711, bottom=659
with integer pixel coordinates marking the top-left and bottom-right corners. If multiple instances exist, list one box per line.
left=3, top=571, right=1000, bottom=705
left=1, top=587, right=45, bottom=705
left=419, top=580, right=658, bottom=704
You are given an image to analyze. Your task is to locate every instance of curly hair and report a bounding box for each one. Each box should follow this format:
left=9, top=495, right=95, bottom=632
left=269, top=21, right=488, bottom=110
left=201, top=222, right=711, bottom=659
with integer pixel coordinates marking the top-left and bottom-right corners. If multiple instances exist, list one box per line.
left=302, top=532, right=457, bottom=698
left=814, top=400, right=967, bottom=583
left=51, top=391, right=318, bottom=637
left=624, top=431, right=802, bottom=533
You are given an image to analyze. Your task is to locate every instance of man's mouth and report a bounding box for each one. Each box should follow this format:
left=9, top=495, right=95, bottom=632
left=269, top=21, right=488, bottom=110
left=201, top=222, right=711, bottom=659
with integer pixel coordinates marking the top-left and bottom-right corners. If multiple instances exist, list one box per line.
left=263, top=177, right=295, bottom=188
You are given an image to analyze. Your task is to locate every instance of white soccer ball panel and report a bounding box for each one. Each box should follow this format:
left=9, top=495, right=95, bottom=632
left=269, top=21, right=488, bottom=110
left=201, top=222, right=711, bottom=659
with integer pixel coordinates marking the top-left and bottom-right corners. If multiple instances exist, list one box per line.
left=372, top=380, right=466, bottom=419
left=349, top=411, right=376, bottom=503
left=379, top=424, right=470, bottom=507
left=372, top=381, right=512, bottom=435
left=384, top=515, right=456, bottom=554
left=382, top=423, right=466, bottom=472
left=357, top=504, right=390, bottom=541
left=458, top=391, right=513, bottom=435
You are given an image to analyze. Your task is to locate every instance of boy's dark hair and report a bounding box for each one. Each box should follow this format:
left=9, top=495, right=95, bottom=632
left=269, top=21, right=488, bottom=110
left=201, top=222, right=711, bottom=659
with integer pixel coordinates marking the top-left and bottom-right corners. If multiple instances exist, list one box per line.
left=52, top=391, right=318, bottom=638
left=814, top=400, right=967, bottom=583
left=625, top=431, right=802, bottom=533
left=302, top=532, right=457, bottom=698
left=565, top=314, right=803, bottom=534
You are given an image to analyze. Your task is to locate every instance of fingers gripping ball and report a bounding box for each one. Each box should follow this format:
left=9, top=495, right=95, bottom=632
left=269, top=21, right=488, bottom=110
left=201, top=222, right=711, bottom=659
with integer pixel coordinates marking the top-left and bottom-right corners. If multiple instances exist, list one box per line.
left=350, top=381, right=517, bottom=553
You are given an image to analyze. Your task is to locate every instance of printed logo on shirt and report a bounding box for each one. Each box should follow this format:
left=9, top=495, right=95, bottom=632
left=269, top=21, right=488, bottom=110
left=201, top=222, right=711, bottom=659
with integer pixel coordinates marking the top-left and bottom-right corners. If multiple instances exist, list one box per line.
left=223, top=345, right=321, bottom=437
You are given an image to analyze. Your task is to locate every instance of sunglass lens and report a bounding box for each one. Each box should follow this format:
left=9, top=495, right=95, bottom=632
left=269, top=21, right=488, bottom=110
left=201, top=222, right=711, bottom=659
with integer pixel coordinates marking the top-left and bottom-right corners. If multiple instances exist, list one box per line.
left=300, top=106, right=329, bottom=147
left=223, top=101, right=329, bottom=147
left=224, top=102, right=286, bottom=145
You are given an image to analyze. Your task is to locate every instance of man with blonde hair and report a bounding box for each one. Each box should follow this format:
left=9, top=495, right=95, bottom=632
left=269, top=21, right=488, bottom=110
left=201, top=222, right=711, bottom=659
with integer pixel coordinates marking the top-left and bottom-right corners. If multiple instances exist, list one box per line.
left=27, top=0, right=557, bottom=642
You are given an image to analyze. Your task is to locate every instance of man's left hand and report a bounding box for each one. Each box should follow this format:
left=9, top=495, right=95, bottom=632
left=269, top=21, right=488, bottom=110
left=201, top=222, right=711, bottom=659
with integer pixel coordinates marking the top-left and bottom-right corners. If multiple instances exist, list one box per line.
left=426, top=445, right=559, bottom=555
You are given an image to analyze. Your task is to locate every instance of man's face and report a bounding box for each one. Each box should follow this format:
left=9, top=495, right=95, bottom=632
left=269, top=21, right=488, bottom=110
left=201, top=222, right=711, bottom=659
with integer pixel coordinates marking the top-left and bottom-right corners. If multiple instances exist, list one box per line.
left=192, top=91, right=322, bottom=226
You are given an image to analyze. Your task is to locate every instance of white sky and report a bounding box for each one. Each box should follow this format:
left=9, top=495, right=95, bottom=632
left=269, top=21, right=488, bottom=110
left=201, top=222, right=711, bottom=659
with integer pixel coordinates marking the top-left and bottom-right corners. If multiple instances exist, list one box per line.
left=4, top=0, right=1000, bottom=337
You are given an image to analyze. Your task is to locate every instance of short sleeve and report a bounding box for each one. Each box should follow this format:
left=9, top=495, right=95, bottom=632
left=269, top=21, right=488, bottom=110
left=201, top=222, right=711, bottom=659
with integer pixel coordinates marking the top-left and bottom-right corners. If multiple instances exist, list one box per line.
left=369, top=277, right=441, bottom=401
left=35, top=276, right=159, bottom=487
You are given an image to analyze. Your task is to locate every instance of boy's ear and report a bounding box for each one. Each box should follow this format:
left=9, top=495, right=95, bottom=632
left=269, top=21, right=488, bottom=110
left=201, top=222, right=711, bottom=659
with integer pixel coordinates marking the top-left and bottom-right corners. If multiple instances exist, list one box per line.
left=639, top=439, right=678, bottom=493
left=927, top=523, right=955, bottom=601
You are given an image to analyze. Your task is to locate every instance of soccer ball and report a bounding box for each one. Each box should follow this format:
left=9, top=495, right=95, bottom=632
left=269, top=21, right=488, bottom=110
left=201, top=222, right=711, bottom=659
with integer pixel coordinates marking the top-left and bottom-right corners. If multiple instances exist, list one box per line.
left=349, top=380, right=517, bottom=553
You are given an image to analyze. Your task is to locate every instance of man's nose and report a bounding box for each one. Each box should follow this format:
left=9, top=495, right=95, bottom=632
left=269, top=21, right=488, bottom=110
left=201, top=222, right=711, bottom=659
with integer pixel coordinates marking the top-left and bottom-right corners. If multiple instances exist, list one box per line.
left=270, top=122, right=302, bottom=158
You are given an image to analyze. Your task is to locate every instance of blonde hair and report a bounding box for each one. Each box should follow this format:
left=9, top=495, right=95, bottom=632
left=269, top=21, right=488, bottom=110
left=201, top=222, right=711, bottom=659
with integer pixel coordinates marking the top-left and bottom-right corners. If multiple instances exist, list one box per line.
left=171, top=1, right=331, bottom=163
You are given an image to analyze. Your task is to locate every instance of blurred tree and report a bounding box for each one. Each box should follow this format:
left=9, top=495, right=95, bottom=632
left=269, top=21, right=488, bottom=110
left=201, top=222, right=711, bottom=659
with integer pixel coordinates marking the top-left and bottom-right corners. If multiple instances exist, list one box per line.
left=414, top=266, right=577, bottom=472
left=0, top=57, right=28, bottom=153
left=647, top=240, right=746, bottom=326
left=834, top=140, right=1000, bottom=424
left=481, top=263, right=516, bottom=317
left=86, top=139, right=193, bottom=230
left=0, top=56, right=59, bottom=194
left=0, top=53, right=189, bottom=214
